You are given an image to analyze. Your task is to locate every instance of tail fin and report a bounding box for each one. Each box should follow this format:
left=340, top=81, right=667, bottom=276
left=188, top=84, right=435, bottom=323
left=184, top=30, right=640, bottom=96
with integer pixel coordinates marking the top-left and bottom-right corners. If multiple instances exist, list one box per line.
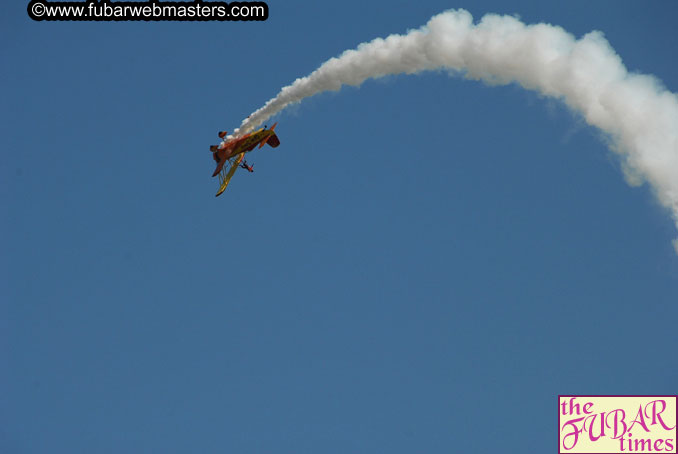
left=258, top=132, right=281, bottom=149
left=267, top=134, right=280, bottom=148
left=258, top=123, right=281, bottom=149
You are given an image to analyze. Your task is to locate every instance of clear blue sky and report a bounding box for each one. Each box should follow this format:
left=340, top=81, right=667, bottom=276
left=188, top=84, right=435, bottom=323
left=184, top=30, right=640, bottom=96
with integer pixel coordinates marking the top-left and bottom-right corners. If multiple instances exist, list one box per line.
left=2, top=1, right=677, bottom=452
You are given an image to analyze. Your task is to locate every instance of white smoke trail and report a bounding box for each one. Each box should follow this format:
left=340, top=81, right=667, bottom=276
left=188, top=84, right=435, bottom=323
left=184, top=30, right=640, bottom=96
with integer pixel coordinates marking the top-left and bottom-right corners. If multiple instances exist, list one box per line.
left=231, top=9, right=678, bottom=253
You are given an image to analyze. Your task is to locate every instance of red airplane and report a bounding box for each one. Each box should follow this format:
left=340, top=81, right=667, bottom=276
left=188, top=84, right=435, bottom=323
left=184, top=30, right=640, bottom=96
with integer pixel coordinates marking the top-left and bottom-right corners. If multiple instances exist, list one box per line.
left=209, top=123, right=280, bottom=196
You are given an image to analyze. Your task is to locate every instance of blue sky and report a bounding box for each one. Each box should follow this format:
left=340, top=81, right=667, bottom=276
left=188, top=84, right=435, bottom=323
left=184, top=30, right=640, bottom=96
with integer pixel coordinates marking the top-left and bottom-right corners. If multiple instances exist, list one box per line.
left=2, top=1, right=677, bottom=452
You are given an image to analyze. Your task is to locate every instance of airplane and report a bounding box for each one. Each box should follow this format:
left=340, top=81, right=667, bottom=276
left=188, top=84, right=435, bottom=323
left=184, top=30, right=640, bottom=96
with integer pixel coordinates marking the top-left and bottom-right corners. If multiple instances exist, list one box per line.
left=210, top=123, right=280, bottom=197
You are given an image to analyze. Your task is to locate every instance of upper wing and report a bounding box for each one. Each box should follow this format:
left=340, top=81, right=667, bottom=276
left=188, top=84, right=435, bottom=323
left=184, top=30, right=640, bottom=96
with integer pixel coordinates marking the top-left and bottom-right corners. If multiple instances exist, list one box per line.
left=215, top=154, right=245, bottom=197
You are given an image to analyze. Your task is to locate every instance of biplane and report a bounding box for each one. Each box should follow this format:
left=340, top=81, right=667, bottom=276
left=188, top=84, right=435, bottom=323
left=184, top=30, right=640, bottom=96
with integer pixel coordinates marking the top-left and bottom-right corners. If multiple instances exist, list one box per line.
left=210, top=123, right=280, bottom=197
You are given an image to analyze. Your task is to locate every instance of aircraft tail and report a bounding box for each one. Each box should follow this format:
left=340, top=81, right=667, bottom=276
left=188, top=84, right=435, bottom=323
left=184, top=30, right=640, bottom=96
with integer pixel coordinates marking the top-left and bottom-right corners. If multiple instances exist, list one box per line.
left=267, top=133, right=280, bottom=147
left=258, top=132, right=280, bottom=149
left=258, top=123, right=280, bottom=148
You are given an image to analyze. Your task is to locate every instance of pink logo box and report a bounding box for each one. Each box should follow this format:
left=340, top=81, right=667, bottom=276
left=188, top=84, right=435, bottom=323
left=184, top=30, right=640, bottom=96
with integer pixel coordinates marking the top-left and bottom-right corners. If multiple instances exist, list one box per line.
left=558, top=395, right=677, bottom=454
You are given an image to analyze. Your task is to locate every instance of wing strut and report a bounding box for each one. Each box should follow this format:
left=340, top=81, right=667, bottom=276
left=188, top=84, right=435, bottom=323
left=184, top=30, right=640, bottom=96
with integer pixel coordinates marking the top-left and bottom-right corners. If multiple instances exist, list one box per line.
left=215, top=154, right=245, bottom=197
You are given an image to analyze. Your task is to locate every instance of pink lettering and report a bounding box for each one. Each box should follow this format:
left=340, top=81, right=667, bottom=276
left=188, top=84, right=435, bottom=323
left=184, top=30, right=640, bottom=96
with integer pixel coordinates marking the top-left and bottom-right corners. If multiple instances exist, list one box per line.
left=645, top=400, right=676, bottom=431
left=628, top=405, right=651, bottom=433
left=562, top=417, right=586, bottom=450
left=606, top=408, right=628, bottom=439
left=584, top=413, right=607, bottom=441
left=654, top=438, right=664, bottom=451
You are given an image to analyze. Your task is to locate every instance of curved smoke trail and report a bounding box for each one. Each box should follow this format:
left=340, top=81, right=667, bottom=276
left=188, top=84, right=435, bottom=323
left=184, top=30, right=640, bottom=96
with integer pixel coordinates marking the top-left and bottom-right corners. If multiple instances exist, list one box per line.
left=230, top=9, right=678, bottom=253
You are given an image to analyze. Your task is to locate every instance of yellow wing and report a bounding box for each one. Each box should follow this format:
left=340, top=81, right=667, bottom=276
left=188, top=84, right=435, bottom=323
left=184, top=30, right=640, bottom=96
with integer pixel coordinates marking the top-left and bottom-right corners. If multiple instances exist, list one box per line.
left=215, top=154, right=245, bottom=197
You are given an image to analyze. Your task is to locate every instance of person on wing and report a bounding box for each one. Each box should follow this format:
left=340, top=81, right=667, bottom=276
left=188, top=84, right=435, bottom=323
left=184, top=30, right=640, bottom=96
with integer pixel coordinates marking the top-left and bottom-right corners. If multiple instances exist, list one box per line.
left=240, top=159, right=254, bottom=173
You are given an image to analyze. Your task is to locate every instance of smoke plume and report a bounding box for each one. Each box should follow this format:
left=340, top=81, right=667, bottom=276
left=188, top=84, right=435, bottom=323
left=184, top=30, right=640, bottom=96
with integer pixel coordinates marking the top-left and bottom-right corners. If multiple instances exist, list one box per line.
left=230, top=9, right=678, bottom=252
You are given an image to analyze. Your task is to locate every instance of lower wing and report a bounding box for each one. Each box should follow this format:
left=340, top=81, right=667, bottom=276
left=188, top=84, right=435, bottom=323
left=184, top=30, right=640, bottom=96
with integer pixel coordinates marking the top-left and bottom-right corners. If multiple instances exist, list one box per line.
left=215, top=154, right=245, bottom=197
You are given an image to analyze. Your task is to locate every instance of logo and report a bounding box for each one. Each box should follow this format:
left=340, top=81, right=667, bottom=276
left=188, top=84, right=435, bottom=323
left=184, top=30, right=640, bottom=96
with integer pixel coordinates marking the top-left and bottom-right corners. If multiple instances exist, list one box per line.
left=559, top=396, right=677, bottom=453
